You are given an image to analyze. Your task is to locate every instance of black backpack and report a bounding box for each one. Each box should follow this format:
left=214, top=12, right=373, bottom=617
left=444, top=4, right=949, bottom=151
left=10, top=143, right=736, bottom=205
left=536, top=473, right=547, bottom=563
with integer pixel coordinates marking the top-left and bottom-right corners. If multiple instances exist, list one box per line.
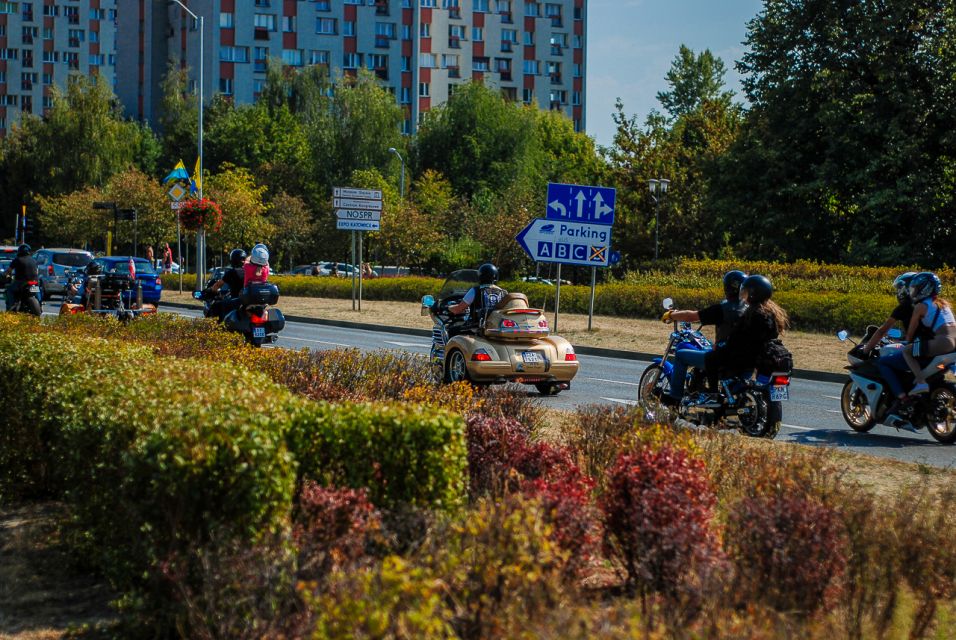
left=757, top=338, right=793, bottom=375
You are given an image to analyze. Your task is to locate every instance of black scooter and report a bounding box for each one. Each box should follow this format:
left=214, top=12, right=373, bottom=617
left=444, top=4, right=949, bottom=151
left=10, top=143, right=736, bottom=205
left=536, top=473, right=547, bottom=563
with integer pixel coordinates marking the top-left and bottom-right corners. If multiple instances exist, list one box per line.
left=194, top=281, right=285, bottom=347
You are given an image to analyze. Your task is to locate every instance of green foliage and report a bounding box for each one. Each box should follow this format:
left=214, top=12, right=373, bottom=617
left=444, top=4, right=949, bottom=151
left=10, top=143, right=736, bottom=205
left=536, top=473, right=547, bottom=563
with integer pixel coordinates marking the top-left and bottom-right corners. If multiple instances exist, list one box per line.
left=205, top=163, right=274, bottom=252
left=657, top=45, right=735, bottom=120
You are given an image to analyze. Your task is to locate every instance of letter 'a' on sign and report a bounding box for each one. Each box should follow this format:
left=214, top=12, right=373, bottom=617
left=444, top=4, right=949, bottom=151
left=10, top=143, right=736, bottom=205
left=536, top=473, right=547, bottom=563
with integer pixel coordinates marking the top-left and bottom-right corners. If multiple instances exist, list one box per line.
left=516, top=218, right=612, bottom=268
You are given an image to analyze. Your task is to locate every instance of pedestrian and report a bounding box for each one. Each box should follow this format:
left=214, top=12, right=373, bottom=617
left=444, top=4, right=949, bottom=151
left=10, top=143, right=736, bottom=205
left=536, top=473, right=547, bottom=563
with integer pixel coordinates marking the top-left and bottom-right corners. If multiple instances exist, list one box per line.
left=362, top=262, right=374, bottom=279
left=146, top=244, right=155, bottom=269
left=162, top=242, right=173, bottom=273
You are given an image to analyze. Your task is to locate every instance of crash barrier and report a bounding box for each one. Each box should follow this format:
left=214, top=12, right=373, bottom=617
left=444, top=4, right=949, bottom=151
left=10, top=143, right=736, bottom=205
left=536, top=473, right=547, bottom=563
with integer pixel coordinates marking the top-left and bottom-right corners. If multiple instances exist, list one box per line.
left=0, top=316, right=465, bottom=606
left=164, top=272, right=896, bottom=334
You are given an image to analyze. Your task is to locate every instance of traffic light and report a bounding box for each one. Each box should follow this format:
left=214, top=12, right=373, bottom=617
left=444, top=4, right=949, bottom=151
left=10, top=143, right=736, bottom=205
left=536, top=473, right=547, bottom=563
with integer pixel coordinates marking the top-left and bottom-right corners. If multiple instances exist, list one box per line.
left=22, top=214, right=33, bottom=239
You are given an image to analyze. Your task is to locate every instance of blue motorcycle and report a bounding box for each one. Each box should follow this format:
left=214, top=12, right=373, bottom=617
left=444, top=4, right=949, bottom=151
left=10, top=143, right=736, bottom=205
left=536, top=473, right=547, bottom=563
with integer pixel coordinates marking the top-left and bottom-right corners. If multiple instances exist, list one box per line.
left=637, top=298, right=788, bottom=439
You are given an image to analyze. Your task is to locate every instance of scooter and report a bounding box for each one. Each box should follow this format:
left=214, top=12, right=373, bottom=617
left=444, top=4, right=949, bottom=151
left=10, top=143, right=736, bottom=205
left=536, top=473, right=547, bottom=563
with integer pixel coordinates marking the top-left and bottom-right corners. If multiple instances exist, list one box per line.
left=3, top=275, right=42, bottom=316
left=196, top=282, right=285, bottom=347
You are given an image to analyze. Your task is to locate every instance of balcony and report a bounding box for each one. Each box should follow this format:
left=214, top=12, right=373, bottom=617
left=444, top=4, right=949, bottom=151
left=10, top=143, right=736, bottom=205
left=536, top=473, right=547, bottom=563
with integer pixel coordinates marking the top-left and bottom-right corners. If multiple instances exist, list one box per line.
left=500, top=11, right=512, bottom=23
left=499, top=71, right=512, bottom=81
left=550, top=16, right=562, bottom=27
left=68, top=15, right=79, bottom=25
left=68, top=37, right=80, bottom=48
left=375, top=1, right=389, bottom=15
left=22, top=11, right=34, bottom=22
left=448, top=36, right=460, bottom=48
left=375, top=68, right=388, bottom=81
left=449, top=8, right=461, bottom=19
left=254, top=28, right=270, bottom=40
left=23, top=34, right=33, bottom=44
left=21, top=81, right=32, bottom=91
left=254, top=60, right=268, bottom=72
left=550, top=45, right=562, bottom=56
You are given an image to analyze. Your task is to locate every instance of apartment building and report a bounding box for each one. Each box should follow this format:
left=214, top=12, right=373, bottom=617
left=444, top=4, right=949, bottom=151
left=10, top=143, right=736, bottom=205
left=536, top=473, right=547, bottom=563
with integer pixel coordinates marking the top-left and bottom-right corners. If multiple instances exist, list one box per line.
left=0, top=0, right=118, bottom=136
left=117, top=0, right=586, bottom=135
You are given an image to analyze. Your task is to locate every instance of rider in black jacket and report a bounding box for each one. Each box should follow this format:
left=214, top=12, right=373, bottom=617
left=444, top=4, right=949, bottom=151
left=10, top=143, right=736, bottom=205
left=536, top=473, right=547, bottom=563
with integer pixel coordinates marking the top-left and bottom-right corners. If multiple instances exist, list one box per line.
left=3, top=245, right=39, bottom=310
left=204, top=248, right=247, bottom=320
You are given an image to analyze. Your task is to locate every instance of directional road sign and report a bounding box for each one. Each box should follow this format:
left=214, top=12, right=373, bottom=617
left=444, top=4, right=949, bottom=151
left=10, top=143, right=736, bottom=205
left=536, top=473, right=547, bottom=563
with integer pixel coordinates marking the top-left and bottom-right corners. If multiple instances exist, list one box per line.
left=337, top=219, right=381, bottom=231
left=546, top=183, right=616, bottom=225
left=334, top=197, right=383, bottom=211
left=336, top=209, right=382, bottom=221
left=334, top=187, right=382, bottom=201
left=516, top=219, right=612, bottom=267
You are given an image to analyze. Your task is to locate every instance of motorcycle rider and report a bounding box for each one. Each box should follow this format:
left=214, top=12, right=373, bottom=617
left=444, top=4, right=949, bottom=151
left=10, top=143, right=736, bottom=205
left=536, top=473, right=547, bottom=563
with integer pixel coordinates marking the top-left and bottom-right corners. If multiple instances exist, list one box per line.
left=902, top=272, right=956, bottom=396
left=449, top=263, right=507, bottom=335
left=2, top=244, right=40, bottom=311
left=203, top=248, right=247, bottom=320
left=661, top=269, right=748, bottom=404
left=73, top=260, right=103, bottom=308
left=701, top=274, right=789, bottom=399
left=870, top=272, right=919, bottom=428
left=863, top=272, right=916, bottom=355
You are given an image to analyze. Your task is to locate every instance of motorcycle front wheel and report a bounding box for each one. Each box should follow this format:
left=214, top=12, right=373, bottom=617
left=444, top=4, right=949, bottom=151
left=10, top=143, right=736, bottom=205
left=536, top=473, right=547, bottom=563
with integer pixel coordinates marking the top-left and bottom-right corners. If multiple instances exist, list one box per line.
left=926, top=386, right=956, bottom=444
left=736, top=389, right=776, bottom=439
left=638, top=364, right=671, bottom=422
left=840, top=380, right=877, bottom=432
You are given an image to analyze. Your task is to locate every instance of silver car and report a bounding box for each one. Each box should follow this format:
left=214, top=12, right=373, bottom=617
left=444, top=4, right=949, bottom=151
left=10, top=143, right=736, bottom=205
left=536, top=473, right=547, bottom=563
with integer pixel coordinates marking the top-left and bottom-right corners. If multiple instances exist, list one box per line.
left=34, top=248, right=94, bottom=296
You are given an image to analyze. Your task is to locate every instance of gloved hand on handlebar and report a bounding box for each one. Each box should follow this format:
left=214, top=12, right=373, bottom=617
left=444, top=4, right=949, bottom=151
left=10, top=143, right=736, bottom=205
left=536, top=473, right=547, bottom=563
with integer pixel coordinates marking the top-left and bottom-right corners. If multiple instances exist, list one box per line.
left=661, top=310, right=674, bottom=323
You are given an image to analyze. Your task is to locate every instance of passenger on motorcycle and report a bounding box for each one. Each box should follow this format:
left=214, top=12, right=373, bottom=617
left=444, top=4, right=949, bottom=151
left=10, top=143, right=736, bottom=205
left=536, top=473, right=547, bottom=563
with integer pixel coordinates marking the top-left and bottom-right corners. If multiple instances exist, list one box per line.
left=204, top=248, right=247, bottom=320
left=244, top=244, right=270, bottom=286
left=2, top=244, right=39, bottom=310
left=449, top=263, right=507, bottom=335
left=662, top=269, right=747, bottom=404
left=902, top=272, right=956, bottom=396
left=702, top=274, right=789, bottom=396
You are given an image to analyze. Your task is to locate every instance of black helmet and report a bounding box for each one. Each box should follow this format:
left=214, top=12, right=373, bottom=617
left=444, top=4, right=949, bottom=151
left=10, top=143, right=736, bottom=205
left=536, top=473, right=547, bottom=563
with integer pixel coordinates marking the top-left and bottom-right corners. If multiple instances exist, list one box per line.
left=17, top=244, right=30, bottom=256
left=722, top=270, right=747, bottom=301
left=85, top=261, right=102, bottom=276
left=740, top=274, right=773, bottom=305
left=477, top=263, right=498, bottom=285
left=893, top=271, right=917, bottom=303
left=229, top=248, right=247, bottom=268
left=908, top=272, right=942, bottom=303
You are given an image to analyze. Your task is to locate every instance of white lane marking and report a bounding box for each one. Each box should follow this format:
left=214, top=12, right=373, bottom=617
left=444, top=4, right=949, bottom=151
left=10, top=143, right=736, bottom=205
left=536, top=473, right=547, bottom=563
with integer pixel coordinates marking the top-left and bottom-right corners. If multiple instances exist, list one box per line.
left=383, top=340, right=431, bottom=348
left=587, top=376, right=640, bottom=386
left=825, top=409, right=841, bottom=414
left=823, top=395, right=841, bottom=400
left=602, top=397, right=638, bottom=406
left=782, top=423, right=814, bottom=431
left=281, top=336, right=351, bottom=348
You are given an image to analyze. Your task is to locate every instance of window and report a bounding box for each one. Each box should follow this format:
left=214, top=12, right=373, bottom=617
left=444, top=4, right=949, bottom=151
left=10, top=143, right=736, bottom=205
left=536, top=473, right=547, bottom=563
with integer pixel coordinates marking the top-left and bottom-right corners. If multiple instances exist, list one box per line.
left=502, top=29, right=517, bottom=42
left=550, top=33, right=566, bottom=47
left=572, top=91, right=580, bottom=105
left=282, top=49, right=303, bottom=66
left=315, top=0, right=331, bottom=9
left=442, top=53, right=459, bottom=68
left=524, top=2, right=538, bottom=16
left=42, top=50, right=57, bottom=63
left=254, top=79, right=265, bottom=94
left=316, top=18, right=337, bottom=34
left=89, top=7, right=105, bottom=20
left=90, top=30, right=99, bottom=44
left=402, top=119, right=411, bottom=135
left=310, top=50, right=330, bottom=65
left=376, top=22, right=396, bottom=38
left=21, top=72, right=36, bottom=90
left=42, top=4, right=58, bottom=17
left=472, top=56, right=489, bottom=71
left=68, top=29, right=85, bottom=43
left=549, top=89, right=565, bottom=104
left=219, top=78, right=233, bottom=95
left=0, top=95, right=17, bottom=106
left=0, top=49, right=18, bottom=60
left=89, top=54, right=105, bottom=66
left=420, top=0, right=435, bottom=6
left=254, top=14, right=276, bottom=30
left=472, top=27, right=483, bottom=41
left=21, top=26, right=37, bottom=43
left=219, top=46, right=250, bottom=62
left=474, top=0, right=489, bottom=11
left=573, top=63, right=582, bottom=77
left=545, top=2, right=561, bottom=25
left=523, top=31, right=533, bottom=45
left=419, top=52, right=436, bottom=68
left=368, top=54, right=388, bottom=69
left=220, top=12, right=234, bottom=28
left=283, top=16, right=296, bottom=32
left=344, top=21, right=356, bottom=36
left=41, top=72, right=52, bottom=84
left=400, top=86, right=410, bottom=103
left=522, top=59, right=539, bottom=75
left=402, top=24, right=411, bottom=40
left=419, top=82, right=430, bottom=96
left=573, top=34, right=583, bottom=48
left=21, top=1, right=32, bottom=20
left=401, top=55, right=410, bottom=71
left=343, top=52, right=362, bottom=68
left=574, top=6, right=582, bottom=20
left=0, top=2, right=17, bottom=16
left=64, top=5, right=79, bottom=24
left=42, top=27, right=52, bottom=40
left=420, top=22, right=430, bottom=37
left=522, top=88, right=533, bottom=104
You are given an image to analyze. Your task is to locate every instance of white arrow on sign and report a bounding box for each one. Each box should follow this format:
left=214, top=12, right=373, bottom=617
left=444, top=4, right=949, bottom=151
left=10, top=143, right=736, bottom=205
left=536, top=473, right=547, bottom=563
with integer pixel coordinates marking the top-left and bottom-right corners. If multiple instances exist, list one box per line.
left=574, top=191, right=587, bottom=218
left=336, top=209, right=382, bottom=221
left=515, top=218, right=611, bottom=267
left=337, top=219, right=381, bottom=231
left=593, top=192, right=613, bottom=220
left=548, top=199, right=567, bottom=217
left=334, top=187, right=383, bottom=200
left=334, top=197, right=383, bottom=211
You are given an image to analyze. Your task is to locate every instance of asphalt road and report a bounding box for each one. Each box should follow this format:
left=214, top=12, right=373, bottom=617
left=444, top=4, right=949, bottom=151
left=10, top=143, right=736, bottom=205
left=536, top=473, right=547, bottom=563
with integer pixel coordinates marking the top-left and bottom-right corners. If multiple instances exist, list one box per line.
left=43, top=301, right=956, bottom=467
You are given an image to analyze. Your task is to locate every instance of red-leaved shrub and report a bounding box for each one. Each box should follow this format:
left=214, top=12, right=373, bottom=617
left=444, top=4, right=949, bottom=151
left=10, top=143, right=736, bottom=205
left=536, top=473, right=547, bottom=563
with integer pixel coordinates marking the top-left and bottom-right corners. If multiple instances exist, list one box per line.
left=726, top=494, right=847, bottom=615
left=293, top=482, right=381, bottom=581
left=600, top=445, right=724, bottom=603
left=465, top=414, right=530, bottom=499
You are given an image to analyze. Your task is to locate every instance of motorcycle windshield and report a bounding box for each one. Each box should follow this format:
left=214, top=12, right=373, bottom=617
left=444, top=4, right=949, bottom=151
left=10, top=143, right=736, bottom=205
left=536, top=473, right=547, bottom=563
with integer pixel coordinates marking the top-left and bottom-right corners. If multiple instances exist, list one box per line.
left=438, top=269, right=479, bottom=303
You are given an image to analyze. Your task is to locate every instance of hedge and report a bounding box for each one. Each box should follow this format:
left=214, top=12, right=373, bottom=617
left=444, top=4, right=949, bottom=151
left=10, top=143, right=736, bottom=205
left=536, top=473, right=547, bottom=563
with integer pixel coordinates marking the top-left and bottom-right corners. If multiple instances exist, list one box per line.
left=0, top=315, right=466, bottom=619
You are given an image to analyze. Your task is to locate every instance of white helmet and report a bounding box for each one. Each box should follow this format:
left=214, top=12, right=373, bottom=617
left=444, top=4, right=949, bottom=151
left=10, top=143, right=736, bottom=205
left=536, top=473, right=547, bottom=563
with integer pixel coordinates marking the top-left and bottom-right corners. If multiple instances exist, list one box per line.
left=250, top=243, right=269, bottom=266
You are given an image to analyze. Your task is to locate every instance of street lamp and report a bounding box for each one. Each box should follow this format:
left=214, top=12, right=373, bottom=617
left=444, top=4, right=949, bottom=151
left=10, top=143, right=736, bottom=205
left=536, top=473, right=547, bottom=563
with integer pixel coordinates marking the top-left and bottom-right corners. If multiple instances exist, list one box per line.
left=648, top=178, right=670, bottom=260
left=165, top=0, right=204, bottom=289
left=388, top=147, right=405, bottom=199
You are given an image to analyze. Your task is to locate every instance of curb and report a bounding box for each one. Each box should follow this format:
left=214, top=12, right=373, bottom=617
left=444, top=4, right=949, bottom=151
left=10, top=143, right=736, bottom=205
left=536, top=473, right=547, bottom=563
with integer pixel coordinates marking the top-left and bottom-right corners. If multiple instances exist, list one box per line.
left=162, top=301, right=846, bottom=384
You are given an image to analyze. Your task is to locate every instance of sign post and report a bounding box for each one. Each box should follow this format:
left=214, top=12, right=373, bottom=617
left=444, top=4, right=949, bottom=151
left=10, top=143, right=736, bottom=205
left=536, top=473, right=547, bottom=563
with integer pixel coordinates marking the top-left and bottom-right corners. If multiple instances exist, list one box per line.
left=515, top=183, right=618, bottom=332
left=334, top=187, right=382, bottom=312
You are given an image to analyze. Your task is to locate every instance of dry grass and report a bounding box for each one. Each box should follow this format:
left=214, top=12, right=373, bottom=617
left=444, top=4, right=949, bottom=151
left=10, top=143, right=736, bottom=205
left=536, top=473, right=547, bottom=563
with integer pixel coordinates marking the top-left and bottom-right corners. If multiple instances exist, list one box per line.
left=163, top=292, right=849, bottom=373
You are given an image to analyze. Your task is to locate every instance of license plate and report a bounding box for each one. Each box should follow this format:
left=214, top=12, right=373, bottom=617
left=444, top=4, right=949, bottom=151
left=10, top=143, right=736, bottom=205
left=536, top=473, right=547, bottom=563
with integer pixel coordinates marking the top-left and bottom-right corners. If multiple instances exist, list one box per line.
left=27, top=286, right=40, bottom=293
left=522, top=351, right=543, bottom=364
left=252, top=327, right=266, bottom=339
left=770, top=385, right=789, bottom=401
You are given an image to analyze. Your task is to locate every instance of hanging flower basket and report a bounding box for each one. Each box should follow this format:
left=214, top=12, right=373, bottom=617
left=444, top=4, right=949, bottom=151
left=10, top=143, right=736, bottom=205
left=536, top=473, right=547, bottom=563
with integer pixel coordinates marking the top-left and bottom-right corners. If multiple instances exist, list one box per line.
left=178, top=197, right=223, bottom=232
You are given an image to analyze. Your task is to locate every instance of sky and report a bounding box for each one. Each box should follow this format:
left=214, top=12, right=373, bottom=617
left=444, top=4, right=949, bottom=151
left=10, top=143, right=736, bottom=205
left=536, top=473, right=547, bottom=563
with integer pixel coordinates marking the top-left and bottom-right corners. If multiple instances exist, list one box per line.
left=585, top=0, right=765, bottom=149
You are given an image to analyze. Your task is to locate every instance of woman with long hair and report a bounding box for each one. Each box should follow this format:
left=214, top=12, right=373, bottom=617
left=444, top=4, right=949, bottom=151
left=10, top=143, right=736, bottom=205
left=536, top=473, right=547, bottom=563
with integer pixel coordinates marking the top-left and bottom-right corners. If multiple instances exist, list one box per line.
left=901, top=272, right=956, bottom=395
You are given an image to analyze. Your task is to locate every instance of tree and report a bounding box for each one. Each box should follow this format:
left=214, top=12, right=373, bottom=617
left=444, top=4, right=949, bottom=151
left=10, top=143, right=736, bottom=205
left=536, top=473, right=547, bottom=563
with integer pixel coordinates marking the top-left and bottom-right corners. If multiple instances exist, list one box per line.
left=710, top=0, right=956, bottom=265
left=105, top=168, right=178, bottom=254
left=656, top=45, right=734, bottom=120
left=269, top=192, right=315, bottom=271
left=204, top=164, right=274, bottom=260
left=157, top=61, right=198, bottom=173
left=35, top=188, right=110, bottom=249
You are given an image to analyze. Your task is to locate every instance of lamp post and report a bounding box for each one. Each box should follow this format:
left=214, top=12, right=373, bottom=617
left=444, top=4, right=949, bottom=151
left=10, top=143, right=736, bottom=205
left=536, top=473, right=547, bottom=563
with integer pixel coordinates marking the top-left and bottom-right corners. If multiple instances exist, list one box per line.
left=166, top=0, right=204, bottom=289
left=388, top=147, right=405, bottom=199
left=648, top=178, right=670, bottom=260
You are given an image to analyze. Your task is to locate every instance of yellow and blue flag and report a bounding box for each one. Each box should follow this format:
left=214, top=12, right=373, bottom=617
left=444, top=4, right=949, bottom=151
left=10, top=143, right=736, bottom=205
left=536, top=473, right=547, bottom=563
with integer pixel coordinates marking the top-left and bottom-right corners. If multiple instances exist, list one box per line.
left=190, top=157, right=202, bottom=194
left=163, top=159, right=190, bottom=183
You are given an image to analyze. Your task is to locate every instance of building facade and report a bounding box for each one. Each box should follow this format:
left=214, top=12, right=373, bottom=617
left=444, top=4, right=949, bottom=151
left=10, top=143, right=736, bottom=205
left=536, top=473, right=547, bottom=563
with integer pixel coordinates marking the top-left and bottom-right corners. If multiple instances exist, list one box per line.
left=117, top=0, right=586, bottom=135
left=0, top=0, right=118, bottom=136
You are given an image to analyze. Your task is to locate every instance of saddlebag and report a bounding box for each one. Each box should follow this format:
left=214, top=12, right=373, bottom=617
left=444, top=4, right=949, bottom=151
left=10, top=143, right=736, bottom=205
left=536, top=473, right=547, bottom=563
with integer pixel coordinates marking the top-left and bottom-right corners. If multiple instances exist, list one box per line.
left=757, top=339, right=793, bottom=376
left=240, top=283, right=280, bottom=306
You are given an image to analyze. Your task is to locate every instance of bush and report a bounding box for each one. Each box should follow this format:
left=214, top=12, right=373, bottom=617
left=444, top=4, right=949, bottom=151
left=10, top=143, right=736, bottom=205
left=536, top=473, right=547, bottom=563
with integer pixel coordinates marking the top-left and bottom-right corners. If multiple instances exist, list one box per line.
left=465, top=414, right=530, bottom=499
left=293, top=482, right=382, bottom=582
left=567, top=404, right=641, bottom=480
left=725, top=494, right=847, bottom=615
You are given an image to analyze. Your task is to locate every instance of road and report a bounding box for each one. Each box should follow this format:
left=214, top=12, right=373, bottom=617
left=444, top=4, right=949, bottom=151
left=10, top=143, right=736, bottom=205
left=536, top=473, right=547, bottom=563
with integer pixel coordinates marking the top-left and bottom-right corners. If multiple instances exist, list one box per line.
left=44, top=301, right=956, bottom=467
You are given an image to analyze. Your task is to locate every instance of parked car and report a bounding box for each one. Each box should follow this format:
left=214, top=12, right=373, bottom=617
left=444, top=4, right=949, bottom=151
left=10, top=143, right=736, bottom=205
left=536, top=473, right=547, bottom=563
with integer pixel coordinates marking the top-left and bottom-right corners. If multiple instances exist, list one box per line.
left=289, top=263, right=321, bottom=276
left=33, top=248, right=94, bottom=297
left=90, top=256, right=163, bottom=305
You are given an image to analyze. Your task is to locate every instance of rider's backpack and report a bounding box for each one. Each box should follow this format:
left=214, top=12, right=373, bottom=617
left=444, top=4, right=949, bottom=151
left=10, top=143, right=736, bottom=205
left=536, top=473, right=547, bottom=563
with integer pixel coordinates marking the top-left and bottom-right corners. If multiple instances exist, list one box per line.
left=757, top=339, right=793, bottom=375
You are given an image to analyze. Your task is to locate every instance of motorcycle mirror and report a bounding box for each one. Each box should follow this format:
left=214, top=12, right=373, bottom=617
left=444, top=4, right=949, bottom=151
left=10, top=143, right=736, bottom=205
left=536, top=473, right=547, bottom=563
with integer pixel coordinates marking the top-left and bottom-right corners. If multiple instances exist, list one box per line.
left=887, top=328, right=903, bottom=339
left=422, top=295, right=435, bottom=307
left=662, top=297, right=673, bottom=310
left=837, top=330, right=849, bottom=342
left=192, top=291, right=203, bottom=300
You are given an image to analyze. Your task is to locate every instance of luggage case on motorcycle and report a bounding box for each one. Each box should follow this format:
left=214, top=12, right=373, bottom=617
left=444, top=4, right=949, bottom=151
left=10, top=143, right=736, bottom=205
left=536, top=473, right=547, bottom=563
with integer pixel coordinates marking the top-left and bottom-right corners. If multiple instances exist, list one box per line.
left=240, top=283, right=280, bottom=306
left=482, top=293, right=550, bottom=340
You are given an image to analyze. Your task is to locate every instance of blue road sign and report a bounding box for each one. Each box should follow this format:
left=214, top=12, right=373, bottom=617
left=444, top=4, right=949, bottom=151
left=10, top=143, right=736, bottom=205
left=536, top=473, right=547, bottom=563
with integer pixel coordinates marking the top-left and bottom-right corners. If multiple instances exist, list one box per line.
left=516, top=218, right=612, bottom=267
left=546, top=182, right=616, bottom=225
left=609, top=250, right=622, bottom=265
